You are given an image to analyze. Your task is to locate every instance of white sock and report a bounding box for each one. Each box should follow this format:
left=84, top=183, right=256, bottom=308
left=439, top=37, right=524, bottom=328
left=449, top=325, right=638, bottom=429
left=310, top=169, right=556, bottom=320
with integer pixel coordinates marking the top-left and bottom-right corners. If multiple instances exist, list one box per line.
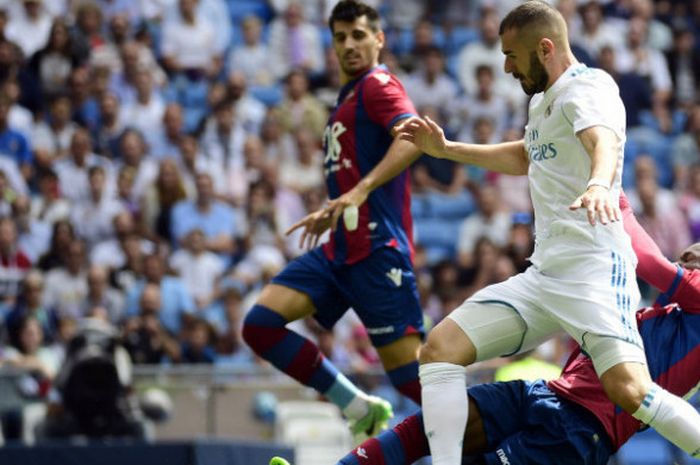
left=419, top=362, right=468, bottom=465
left=632, top=383, right=700, bottom=457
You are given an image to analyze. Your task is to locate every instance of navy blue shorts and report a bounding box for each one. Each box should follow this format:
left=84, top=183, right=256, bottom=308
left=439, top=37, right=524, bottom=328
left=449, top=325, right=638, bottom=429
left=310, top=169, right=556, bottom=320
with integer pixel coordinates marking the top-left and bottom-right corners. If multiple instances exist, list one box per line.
left=271, top=246, right=424, bottom=347
left=470, top=380, right=613, bottom=465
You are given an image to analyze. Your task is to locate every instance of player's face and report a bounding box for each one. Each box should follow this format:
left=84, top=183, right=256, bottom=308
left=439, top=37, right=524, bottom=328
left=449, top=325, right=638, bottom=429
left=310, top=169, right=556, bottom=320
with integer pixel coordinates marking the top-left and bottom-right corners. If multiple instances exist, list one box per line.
left=501, top=29, right=549, bottom=96
left=331, top=16, right=384, bottom=79
left=679, top=243, right=700, bottom=270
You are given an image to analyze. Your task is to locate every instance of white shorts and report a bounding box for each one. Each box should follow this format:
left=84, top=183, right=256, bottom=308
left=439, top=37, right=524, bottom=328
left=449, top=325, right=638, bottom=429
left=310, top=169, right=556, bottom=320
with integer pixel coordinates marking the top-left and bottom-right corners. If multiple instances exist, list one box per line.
left=448, top=249, right=645, bottom=376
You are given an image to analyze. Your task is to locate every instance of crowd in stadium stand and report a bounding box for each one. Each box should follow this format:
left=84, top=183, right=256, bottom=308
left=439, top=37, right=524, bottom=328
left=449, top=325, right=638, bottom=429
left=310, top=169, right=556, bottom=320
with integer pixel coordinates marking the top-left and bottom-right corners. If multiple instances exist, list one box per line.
left=0, top=0, right=697, bottom=402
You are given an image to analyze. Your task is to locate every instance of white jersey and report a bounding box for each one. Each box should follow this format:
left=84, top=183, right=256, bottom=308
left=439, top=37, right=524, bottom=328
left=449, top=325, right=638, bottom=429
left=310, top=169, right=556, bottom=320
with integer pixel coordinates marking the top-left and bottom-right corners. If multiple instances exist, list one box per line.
left=524, top=63, right=634, bottom=270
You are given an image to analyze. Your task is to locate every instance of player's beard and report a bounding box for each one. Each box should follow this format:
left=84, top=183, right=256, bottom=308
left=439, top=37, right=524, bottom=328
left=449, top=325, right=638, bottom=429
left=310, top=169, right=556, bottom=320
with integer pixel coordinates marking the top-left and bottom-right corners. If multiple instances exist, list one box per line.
left=341, top=55, right=370, bottom=79
left=517, top=52, right=549, bottom=95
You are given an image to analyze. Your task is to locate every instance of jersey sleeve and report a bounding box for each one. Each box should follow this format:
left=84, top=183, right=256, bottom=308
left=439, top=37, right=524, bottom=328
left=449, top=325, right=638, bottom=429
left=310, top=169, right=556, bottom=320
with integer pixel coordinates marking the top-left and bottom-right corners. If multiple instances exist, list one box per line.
left=620, top=191, right=678, bottom=293
left=362, top=71, right=417, bottom=131
left=561, top=74, right=626, bottom=141
left=673, top=269, right=700, bottom=312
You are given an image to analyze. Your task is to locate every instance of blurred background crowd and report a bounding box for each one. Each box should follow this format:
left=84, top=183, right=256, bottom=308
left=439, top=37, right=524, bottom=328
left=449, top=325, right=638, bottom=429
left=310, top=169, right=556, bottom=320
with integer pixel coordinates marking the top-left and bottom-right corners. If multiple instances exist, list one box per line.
left=0, top=0, right=697, bottom=442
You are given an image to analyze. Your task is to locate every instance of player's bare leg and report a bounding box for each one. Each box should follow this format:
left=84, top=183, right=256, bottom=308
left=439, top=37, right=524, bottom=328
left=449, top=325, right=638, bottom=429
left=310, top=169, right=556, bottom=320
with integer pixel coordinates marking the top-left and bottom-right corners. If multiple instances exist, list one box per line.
left=601, top=360, right=700, bottom=457
left=376, top=333, right=422, bottom=403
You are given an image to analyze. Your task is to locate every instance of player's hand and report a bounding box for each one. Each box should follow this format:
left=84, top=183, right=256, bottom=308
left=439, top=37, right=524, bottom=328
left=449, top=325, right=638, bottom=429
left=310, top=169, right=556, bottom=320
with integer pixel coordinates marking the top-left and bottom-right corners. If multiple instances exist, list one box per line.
left=568, top=186, right=620, bottom=226
left=285, top=209, right=334, bottom=250
left=395, top=115, right=448, bottom=158
left=324, top=186, right=369, bottom=232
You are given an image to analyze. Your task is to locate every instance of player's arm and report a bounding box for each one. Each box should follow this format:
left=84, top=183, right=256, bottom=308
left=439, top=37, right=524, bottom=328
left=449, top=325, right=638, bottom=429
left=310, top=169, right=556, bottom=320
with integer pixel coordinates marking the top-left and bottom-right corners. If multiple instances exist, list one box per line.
left=286, top=123, right=421, bottom=248
left=620, top=191, right=680, bottom=294
left=396, top=116, right=529, bottom=175
left=568, top=126, right=621, bottom=226
left=324, top=132, right=422, bottom=229
left=306, top=130, right=421, bottom=236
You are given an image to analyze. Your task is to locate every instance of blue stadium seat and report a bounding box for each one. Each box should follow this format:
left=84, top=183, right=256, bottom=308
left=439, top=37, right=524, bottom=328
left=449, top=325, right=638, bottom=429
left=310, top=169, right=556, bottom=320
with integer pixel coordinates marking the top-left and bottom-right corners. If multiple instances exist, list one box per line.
left=230, top=23, right=243, bottom=47
left=445, top=53, right=461, bottom=82
left=414, top=219, right=460, bottom=249
left=638, top=109, right=688, bottom=136
left=425, top=191, right=475, bottom=220
left=181, top=81, right=209, bottom=108
left=432, top=26, right=446, bottom=50
left=625, top=127, right=674, bottom=188
left=390, top=28, right=415, bottom=56
left=444, top=26, right=478, bottom=56
left=389, top=26, right=446, bottom=57
left=249, top=85, right=283, bottom=107
left=414, top=218, right=462, bottom=264
left=228, top=0, right=273, bottom=24
left=616, top=429, right=673, bottom=465
left=321, top=27, right=333, bottom=50
left=183, top=107, right=206, bottom=133
left=410, top=195, right=431, bottom=220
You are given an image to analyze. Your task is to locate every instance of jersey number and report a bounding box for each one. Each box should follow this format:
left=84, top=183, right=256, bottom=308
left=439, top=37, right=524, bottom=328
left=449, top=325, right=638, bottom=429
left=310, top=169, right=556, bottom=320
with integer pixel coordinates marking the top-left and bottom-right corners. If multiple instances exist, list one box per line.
left=324, top=121, right=347, bottom=163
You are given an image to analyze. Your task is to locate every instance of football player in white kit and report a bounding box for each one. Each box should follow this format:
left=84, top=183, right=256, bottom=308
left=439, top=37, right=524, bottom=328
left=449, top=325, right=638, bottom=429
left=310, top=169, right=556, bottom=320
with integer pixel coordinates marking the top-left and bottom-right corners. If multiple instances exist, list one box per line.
left=397, top=2, right=700, bottom=465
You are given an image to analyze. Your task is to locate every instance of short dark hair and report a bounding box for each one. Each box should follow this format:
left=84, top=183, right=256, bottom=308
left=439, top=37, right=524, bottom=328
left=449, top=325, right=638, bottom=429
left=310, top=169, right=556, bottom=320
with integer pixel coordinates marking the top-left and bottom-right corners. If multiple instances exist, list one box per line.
left=88, top=165, right=105, bottom=178
left=329, top=0, right=380, bottom=33
left=475, top=64, right=494, bottom=78
left=498, top=0, right=561, bottom=36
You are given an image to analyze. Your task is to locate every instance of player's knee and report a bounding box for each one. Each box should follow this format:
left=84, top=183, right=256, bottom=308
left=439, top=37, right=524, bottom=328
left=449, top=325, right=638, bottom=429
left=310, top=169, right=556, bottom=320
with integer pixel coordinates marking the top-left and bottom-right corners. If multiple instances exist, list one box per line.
left=418, top=334, right=454, bottom=364
left=242, top=304, right=288, bottom=351
left=418, top=320, right=476, bottom=366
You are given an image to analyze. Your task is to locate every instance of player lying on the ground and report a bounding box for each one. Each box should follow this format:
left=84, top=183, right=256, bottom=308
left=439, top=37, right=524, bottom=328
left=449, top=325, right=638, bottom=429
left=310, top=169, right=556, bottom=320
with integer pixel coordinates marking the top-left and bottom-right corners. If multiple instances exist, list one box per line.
left=270, top=191, right=700, bottom=465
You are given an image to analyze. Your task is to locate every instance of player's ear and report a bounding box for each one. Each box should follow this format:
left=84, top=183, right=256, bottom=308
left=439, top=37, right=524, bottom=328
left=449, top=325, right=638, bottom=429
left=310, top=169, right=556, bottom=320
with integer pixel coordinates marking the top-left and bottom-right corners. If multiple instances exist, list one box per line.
left=538, top=38, right=554, bottom=62
left=375, top=29, right=385, bottom=49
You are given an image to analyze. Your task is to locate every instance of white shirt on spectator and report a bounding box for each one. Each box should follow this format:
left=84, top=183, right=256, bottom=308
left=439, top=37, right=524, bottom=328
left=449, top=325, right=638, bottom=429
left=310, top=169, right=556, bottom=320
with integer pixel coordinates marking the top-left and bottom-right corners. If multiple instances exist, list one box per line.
left=403, top=72, right=459, bottom=113
left=114, top=158, right=159, bottom=203
left=43, top=269, right=87, bottom=319
left=457, top=211, right=512, bottom=255
left=615, top=47, right=672, bottom=93
left=0, top=157, right=29, bottom=196
left=279, top=156, right=324, bottom=193
left=573, top=23, right=620, bottom=59
left=268, top=18, right=324, bottom=79
left=450, top=93, right=511, bottom=143
left=140, top=0, right=177, bottom=20
left=5, top=7, right=52, bottom=58
left=31, top=121, right=77, bottom=156
left=3, top=345, right=62, bottom=379
left=227, top=42, right=274, bottom=86
left=54, top=154, right=115, bottom=203
left=234, top=93, right=267, bottom=135
left=17, top=220, right=51, bottom=264
left=30, top=196, right=70, bottom=224
left=70, top=197, right=125, bottom=247
left=9, top=104, right=33, bottom=138
left=119, top=96, right=166, bottom=144
left=169, top=249, right=225, bottom=301
left=90, top=238, right=155, bottom=269
left=161, top=14, right=219, bottom=69
left=200, top=117, right=247, bottom=167
left=456, top=40, right=524, bottom=107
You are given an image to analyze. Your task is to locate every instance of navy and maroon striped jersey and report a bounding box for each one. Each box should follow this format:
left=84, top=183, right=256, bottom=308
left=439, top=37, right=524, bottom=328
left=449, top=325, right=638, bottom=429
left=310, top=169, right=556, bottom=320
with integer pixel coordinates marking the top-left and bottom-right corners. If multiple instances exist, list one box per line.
left=549, top=270, right=700, bottom=451
left=321, top=65, right=417, bottom=265
left=548, top=194, right=700, bottom=451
